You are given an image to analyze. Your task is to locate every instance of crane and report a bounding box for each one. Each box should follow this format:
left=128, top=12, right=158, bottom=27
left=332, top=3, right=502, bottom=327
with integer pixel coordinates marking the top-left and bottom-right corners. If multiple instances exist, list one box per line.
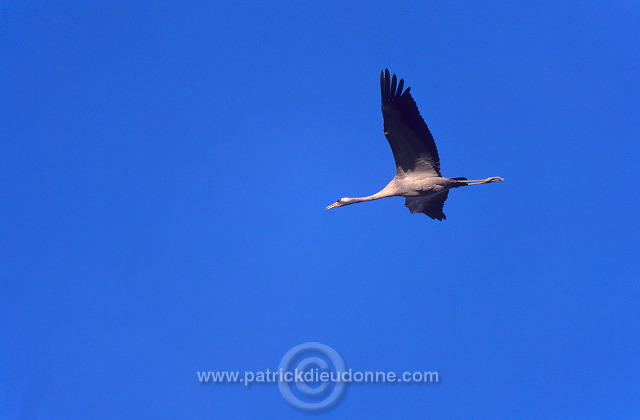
left=326, top=69, right=503, bottom=220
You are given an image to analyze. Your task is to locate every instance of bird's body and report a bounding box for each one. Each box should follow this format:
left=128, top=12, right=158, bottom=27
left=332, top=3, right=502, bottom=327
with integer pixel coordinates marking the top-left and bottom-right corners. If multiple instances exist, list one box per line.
left=326, top=69, right=503, bottom=220
left=386, top=175, right=461, bottom=197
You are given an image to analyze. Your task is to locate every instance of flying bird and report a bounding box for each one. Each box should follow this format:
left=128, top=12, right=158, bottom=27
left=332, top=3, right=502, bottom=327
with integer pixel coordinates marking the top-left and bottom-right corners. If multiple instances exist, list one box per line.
left=326, top=69, right=504, bottom=220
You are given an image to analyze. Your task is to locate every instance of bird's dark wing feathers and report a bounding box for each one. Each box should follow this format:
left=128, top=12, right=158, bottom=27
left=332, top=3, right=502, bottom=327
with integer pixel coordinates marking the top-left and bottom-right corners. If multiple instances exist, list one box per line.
left=404, top=192, right=449, bottom=221
left=380, top=68, right=441, bottom=177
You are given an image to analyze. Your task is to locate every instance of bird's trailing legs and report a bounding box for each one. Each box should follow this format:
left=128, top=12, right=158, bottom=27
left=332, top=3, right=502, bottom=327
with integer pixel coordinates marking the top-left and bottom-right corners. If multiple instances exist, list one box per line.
left=464, top=177, right=504, bottom=185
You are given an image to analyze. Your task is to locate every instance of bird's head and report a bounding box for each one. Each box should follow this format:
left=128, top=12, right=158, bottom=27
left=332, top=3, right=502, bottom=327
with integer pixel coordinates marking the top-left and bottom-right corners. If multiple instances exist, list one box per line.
left=325, top=198, right=353, bottom=210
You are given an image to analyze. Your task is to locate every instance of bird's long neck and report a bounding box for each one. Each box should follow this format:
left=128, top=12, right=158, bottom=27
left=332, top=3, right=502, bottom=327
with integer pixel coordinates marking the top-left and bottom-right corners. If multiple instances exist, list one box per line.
left=346, top=185, right=396, bottom=205
left=346, top=195, right=381, bottom=205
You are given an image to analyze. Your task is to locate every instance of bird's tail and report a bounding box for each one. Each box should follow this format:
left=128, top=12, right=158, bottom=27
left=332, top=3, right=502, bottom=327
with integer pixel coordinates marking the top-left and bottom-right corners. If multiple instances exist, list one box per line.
left=451, top=177, right=468, bottom=187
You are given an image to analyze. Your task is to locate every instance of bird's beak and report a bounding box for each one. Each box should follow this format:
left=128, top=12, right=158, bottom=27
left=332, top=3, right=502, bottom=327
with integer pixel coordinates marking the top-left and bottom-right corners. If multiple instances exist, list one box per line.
left=325, top=202, right=340, bottom=210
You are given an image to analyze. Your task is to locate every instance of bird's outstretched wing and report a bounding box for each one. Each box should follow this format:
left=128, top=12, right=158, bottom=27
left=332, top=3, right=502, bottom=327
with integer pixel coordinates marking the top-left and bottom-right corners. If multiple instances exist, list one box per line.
left=404, top=193, right=449, bottom=220
left=380, top=69, right=441, bottom=177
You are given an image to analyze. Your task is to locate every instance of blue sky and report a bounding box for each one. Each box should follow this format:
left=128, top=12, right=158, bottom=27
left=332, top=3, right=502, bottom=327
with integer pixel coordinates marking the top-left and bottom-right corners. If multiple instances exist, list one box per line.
left=2, top=1, right=639, bottom=418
